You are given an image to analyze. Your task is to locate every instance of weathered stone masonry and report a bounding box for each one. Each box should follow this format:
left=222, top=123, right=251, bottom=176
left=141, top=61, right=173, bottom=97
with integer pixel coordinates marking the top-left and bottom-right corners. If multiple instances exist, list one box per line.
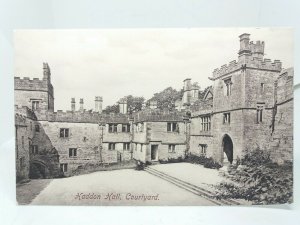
left=14, top=33, right=293, bottom=181
left=189, top=33, right=293, bottom=164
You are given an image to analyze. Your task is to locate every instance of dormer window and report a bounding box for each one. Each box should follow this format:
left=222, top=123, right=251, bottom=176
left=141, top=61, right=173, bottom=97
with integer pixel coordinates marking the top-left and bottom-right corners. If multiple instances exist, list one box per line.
left=224, top=78, right=232, bottom=96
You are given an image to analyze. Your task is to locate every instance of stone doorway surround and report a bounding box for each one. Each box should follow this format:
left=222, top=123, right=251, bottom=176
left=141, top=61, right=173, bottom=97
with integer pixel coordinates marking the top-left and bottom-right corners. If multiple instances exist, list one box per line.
left=221, top=134, right=233, bottom=165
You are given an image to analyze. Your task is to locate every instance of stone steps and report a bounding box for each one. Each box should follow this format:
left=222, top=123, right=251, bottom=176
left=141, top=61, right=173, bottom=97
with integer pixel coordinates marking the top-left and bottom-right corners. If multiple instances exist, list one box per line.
left=144, top=166, right=240, bottom=206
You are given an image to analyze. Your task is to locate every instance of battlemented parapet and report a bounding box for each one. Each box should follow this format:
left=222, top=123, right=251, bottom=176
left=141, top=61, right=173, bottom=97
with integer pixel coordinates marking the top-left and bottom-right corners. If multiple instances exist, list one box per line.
left=210, top=33, right=282, bottom=81
left=35, top=110, right=130, bottom=124
left=211, top=58, right=282, bottom=80
left=15, top=63, right=55, bottom=112
left=14, top=76, right=54, bottom=98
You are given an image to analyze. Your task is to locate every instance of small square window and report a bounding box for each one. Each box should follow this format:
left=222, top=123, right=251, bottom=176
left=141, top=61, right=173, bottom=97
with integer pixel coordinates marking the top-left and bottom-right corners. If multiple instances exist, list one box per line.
left=108, top=124, right=118, bottom=133
left=35, top=125, right=40, bottom=132
left=60, top=163, right=68, bottom=172
left=60, top=128, right=69, bottom=137
left=167, top=122, right=179, bottom=132
left=123, top=143, right=130, bottom=150
left=199, top=144, right=207, bottom=156
left=69, top=148, right=77, bottom=157
left=168, top=144, right=176, bottom=153
left=108, top=143, right=116, bottom=150
left=32, top=101, right=39, bottom=110
left=122, top=124, right=130, bottom=132
left=223, top=113, right=230, bottom=124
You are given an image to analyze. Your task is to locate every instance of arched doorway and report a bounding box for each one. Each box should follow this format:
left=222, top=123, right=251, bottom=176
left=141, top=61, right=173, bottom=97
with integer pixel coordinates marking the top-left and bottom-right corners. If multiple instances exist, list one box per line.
left=30, top=161, right=48, bottom=179
left=222, top=134, right=233, bottom=164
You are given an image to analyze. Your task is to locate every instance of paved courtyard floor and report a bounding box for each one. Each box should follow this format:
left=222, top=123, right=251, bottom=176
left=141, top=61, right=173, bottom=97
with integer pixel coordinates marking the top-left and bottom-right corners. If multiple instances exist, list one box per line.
left=150, top=163, right=225, bottom=190
left=16, top=163, right=237, bottom=206
left=29, top=166, right=218, bottom=206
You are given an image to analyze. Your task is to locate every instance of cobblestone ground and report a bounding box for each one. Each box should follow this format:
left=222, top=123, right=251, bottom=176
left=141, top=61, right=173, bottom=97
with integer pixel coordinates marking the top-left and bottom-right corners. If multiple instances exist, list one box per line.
left=29, top=168, right=217, bottom=206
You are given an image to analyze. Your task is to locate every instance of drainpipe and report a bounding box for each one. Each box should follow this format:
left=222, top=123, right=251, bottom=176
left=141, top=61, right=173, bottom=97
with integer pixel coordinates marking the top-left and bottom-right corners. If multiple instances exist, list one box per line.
left=98, top=122, right=106, bottom=166
left=129, top=117, right=134, bottom=160
left=183, top=111, right=191, bottom=158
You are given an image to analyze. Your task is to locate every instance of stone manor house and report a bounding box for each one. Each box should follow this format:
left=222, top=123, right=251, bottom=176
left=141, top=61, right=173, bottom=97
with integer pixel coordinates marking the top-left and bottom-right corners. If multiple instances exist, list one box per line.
left=15, top=33, right=293, bottom=181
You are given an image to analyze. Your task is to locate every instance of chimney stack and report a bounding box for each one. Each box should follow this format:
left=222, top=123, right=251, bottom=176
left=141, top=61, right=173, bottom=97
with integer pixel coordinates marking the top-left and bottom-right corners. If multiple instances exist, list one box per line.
left=118, top=98, right=128, bottom=114
left=71, top=98, right=76, bottom=111
left=238, top=33, right=251, bottom=62
left=79, top=98, right=84, bottom=111
left=95, top=96, right=103, bottom=113
left=182, top=78, right=192, bottom=105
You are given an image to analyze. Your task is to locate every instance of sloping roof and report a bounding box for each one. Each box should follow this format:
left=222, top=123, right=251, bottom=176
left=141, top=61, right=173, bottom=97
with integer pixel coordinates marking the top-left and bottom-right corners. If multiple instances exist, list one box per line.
left=203, top=86, right=213, bottom=101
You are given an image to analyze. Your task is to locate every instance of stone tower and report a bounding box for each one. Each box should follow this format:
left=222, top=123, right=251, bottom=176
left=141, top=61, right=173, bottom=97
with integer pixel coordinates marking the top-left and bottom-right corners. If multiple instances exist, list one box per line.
left=210, top=33, right=282, bottom=164
left=14, top=63, right=54, bottom=113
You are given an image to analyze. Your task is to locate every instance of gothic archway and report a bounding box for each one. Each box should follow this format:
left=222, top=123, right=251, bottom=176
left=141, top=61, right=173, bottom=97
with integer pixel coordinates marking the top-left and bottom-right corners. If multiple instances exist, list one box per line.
left=29, top=160, right=49, bottom=179
left=222, top=134, right=233, bottom=164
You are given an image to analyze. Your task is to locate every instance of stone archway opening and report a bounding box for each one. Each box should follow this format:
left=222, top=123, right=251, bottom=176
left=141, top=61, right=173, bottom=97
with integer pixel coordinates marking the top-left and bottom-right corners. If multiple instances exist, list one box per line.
left=30, top=161, right=48, bottom=179
left=222, top=134, right=233, bottom=164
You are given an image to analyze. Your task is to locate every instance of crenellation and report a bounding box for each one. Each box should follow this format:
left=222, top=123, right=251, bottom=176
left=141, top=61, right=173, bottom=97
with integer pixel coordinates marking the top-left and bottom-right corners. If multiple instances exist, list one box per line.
left=212, top=57, right=282, bottom=79
left=14, top=33, right=293, bottom=182
left=39, top=110, right=131, bottom=124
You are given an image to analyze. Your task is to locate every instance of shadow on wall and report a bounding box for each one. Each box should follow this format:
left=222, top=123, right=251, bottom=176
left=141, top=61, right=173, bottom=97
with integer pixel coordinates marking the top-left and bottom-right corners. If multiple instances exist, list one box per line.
left=30, top=122, right=62, bottom=179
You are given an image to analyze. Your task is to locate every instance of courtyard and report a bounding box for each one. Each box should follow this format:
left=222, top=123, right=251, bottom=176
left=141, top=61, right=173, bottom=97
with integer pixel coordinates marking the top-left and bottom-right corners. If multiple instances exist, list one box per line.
left=17, top=163, right=234, bottom=206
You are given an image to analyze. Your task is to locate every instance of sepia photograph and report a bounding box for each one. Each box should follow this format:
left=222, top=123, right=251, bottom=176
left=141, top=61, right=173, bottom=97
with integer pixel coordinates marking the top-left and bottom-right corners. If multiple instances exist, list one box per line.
left=14, top=28, right=293, bottom=206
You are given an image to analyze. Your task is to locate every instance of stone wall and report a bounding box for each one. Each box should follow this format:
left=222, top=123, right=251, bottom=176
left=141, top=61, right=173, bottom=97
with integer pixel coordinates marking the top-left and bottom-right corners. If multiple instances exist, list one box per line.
left=133, top=121, right=186, bottom=162
left=15, top=77, right=54, bottom=112
left=15, top=106, right=36, bottom=182
left=31, top=121, right=60, bottom=178
left=268, top=68, right=293, bottom=163
left=38, top=121, right=133, bottom=176
left=14, top=89, right=51, bottom=114
left=189, top=115, right=214, bottom=158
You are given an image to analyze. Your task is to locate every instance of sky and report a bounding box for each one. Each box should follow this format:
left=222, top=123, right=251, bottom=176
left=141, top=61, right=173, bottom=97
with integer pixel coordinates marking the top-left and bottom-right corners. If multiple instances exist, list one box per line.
left=14, top=28, right=293, bottom=111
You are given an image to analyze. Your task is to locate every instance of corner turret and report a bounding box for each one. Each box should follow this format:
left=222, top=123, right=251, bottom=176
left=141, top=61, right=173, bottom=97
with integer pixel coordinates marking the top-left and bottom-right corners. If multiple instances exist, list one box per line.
left=43, top=62, right=51, bottom=82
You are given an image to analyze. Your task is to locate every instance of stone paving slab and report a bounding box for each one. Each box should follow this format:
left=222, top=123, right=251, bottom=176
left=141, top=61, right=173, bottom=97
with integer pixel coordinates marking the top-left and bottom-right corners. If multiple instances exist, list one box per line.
left=150, top=162, right=226, bottom=190
left=30, top=168, right=215, bottom=206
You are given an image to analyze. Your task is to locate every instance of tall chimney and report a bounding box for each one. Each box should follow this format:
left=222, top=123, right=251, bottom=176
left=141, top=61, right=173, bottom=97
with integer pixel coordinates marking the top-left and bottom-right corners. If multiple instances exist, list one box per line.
left=99, top=96, right=103, bottom=113
left=71, top=98, right=76, bottom=111
left=79, top=98, right=84, bottom=111
left=118, top=98, right=128, bottom=114
left=95, top=96, right=99, bottom=112
left=182, top=78, right=192, bottom=105
left=238, top=33, right=251, bottom=62
left=94, top=96, right=103, bottom=113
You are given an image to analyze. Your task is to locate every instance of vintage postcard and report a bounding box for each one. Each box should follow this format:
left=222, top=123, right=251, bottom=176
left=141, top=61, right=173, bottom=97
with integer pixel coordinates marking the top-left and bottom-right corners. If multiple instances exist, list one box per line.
left=14, top=28, right=293, bottom=206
